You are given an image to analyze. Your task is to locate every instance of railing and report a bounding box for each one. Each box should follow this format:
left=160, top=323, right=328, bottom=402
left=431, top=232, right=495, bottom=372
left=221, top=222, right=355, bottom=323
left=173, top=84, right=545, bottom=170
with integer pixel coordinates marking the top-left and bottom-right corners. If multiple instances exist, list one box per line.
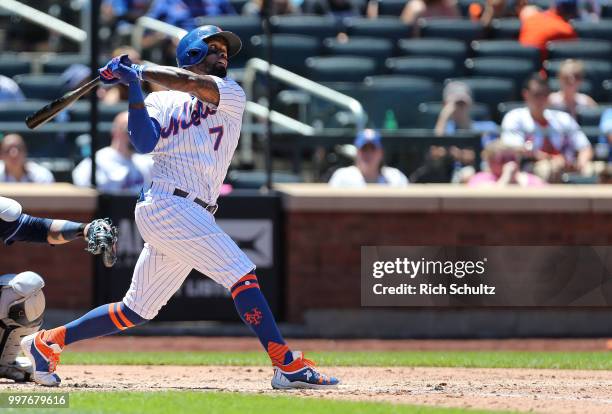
left=242, top=58, right=367, bottom=162
left=0, top=0, right=88, bottom=54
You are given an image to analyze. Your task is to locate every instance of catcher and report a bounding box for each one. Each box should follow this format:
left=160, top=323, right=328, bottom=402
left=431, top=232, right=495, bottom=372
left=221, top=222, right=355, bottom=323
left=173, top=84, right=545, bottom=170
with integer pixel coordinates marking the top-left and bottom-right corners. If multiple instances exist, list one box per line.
left=0, top=195, right=117, bottom=382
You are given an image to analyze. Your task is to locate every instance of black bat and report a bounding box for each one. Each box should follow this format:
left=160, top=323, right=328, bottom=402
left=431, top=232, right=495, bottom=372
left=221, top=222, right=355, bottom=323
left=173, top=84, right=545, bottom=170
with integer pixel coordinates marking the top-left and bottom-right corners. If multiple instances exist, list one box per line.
left=25, top=78, right=101, bottom=129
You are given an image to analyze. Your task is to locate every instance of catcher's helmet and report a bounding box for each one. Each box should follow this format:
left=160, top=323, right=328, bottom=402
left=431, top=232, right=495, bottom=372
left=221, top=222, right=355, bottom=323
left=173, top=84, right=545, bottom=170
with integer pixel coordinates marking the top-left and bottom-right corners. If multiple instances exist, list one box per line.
left=176, top=25, right=242, bottom=68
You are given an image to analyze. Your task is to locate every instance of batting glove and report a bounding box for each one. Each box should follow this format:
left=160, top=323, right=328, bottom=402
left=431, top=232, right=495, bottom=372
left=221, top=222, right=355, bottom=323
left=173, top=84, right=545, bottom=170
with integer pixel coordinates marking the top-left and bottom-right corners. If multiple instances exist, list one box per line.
left=98, top=56, right=122, bottom=85
left=111, top=54, right=145, bottom=85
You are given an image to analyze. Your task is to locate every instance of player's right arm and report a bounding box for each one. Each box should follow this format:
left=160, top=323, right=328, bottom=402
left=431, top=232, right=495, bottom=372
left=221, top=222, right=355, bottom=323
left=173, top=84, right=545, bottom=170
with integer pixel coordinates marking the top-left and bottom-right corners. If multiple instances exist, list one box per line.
left=140, top=66, right=221, bottom=106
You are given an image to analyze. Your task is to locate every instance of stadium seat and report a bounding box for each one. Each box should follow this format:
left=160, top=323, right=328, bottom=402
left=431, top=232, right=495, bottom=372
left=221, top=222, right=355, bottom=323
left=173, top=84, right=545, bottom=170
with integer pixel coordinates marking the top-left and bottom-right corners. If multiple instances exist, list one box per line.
left=471, top=40, right=540, bottom=68
left=603, top=3, right=612, bottom=18
left=68, top=102, right=128, bottom=122
left=397, top=38, right=467, bottom=67
left=323, top=37, right=394, bottom=66
left=546, top=40, right=612, bottom=61
left=305, top=56, right=378, bottom=82
left=447, top=77, right=515, bottom=114
left=41, top=54, right=88, bottom=74
left=385, top=56, right=457, bottom=82
left=343, top=17, right=412, bottom=42
left=572, top=20, right=612, bottom=41
left=548, top=78, right=594, bottom=97
left=0, top=100, right=47, bottom=121
left=545, top=59, right=612, bottom=89
left=270, top=15, right=339, bottom=40
left=13, top=74, right=66, bottom=100
left=196, top=16, right=262, bottom=67
left=417, top=101, right=491, bottom=129
left=577, top=106, right=612, bottom=127
left=250, top=35, right=320, bottom=74
left=378, top=0, right=407, bottom=16
left=465, top=58, right=537, bottom=94
left=490, top=18, right=521, bottom=39
left=418, top=19, right=485, bottom=43
left=604, top=79, right=612, bottom=102
left=0, top=57, right=30, bottom=78
left=457, top=0, right=484, bottom=17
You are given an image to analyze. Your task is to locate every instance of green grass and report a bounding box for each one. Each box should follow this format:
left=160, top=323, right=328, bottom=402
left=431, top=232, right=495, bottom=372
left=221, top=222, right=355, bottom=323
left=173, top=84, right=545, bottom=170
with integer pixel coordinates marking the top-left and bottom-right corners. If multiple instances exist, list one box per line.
left=1, top=391, right=515, bottom=414
left=61, top=350, right=612, bottom=370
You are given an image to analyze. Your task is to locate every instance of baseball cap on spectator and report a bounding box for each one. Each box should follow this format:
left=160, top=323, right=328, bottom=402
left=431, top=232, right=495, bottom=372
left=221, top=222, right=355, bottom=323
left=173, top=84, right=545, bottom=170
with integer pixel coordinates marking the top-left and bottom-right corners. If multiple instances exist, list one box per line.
left=354, top=129, right=382, bottom=149
left=443, top=81, right=473, bottom=105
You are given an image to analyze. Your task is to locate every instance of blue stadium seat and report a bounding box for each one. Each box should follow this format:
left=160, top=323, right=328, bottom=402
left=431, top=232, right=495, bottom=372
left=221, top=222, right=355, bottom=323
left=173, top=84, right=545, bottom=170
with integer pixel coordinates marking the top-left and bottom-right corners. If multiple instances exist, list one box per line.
left=465, top=58, right=537, bottom=95
left=378, top=0, right=407, bottom=16
left=417, top=101, right=491, bottom=129
left=471, top=40, right=540, bottom=68
left=305, top=56, right=379, bottom=82
left=385, top=56, right=458, bottom=82
left=546, top=40, right=612, bottom=61
left=447, top=77, right=516, bottom=115
left=323, top=37, right=394, bottom=67
left=490, top=18, right=521, bottom=39
left=418, top=19, right=485, bottom=42
left=343, top=17, right=412, bottom=42
left=13, top=74, right=66, bottom=100
left=250, top=34, right=320, bottom=74
left=270, top=15, right=339, bottom=41
left=572, top=20, right=612, bottom=41
left=397, top=38, right=467, bottom=66
left=0, top=57, right=30, bottom=77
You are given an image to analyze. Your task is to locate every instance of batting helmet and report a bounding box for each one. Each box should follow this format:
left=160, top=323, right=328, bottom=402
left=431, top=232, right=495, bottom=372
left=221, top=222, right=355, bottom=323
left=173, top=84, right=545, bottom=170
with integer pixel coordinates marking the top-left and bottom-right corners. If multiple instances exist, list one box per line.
left=176, top=25, right=242, bottom=68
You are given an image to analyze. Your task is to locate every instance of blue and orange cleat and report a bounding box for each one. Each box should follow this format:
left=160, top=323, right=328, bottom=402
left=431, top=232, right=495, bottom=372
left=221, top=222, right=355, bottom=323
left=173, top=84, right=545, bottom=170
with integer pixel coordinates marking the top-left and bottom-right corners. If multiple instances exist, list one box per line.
left=271, top=351, right=339, bottom=389
left=20, top=330, right=62, bottom=387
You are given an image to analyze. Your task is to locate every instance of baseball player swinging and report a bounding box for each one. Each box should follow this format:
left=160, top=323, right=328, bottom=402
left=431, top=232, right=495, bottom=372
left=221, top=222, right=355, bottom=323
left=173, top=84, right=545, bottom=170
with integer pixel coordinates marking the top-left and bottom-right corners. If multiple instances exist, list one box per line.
left=21, top=25, right=339, bottom=389
left=0, top=196, right=116, bottom=382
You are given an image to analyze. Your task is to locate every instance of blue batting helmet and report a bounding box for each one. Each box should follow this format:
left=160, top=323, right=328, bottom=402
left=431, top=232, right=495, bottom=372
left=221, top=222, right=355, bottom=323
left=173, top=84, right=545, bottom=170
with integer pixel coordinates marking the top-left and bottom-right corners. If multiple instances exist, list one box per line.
left=176, top=25, right=242, bottom=68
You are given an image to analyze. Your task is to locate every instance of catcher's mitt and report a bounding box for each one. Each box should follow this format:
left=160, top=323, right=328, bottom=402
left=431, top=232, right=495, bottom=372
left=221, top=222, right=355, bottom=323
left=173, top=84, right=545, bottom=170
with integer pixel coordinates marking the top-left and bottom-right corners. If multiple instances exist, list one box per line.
left=86, top=218, right=118, bottom=267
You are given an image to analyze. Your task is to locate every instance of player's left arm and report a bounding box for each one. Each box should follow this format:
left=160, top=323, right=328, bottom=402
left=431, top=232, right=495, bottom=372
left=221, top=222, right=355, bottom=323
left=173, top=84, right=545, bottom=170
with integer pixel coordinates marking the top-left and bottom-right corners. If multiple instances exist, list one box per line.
left=6, top=214, right=89, bottom=245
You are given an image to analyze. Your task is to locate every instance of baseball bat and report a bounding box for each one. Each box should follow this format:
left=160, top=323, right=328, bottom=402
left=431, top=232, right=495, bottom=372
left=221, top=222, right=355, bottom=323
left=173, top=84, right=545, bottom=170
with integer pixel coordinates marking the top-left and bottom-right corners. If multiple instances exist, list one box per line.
left=25, top=78, right=101, bottom=130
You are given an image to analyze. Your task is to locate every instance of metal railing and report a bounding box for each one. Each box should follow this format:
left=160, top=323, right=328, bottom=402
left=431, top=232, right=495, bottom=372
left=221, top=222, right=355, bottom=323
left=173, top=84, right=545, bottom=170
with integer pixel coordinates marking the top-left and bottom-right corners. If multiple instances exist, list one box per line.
left=0, top=0, right=88, bottom=54
left=242, top=58, right=367, bottom=163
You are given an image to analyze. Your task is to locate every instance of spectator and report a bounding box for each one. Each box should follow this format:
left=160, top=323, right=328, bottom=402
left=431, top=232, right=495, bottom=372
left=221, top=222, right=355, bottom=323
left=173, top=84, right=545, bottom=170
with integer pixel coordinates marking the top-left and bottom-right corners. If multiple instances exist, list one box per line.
left=102, top=0, right=152, bottom=31
left=242, top=0, right=296, bottom=15
left=501, top=73, right=593, bottom=182
left=72, top=112, right=153, bottom=192
left=401, top=0, right=460, bottom=25
left=146, top=0, right=236, bottom=31
left=519, top=0, right=578, bottom=57
left=468, top=140, right=545, bottom=186
left=328, top=129, right=409, bottom=187
left=0, top=76, right=25, bottom=102
left=0, top=134, right=54, bottom=183
left=548, top=59, right=598, bottom=119
left=469, top=0, right=535, bottom=29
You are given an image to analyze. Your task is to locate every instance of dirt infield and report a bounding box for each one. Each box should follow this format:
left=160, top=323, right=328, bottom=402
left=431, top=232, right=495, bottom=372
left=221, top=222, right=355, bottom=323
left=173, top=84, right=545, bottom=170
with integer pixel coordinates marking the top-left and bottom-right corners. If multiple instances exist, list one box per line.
left=1, top=365, right=611, bottom=413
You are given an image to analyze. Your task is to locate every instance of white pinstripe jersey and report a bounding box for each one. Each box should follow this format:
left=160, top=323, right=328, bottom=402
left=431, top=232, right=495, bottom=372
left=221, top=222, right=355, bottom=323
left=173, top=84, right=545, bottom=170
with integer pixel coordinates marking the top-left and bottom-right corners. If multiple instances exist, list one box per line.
left=144, top=76, right=245, bottom=204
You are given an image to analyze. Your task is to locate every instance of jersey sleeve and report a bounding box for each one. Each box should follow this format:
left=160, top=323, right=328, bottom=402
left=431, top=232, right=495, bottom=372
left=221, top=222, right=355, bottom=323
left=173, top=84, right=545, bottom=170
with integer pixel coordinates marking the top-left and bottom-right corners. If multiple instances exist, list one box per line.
left=211, top=77, right=246, bottom=121
left=3, top=214, right=51, bottom=245
left=145, top=92, right=165, bottom=124
left=500, top=109, right=526, bottom=148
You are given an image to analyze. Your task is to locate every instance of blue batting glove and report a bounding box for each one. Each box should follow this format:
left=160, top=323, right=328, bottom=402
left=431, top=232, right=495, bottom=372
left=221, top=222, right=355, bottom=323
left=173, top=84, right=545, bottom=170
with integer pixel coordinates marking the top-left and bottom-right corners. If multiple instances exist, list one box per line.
left=98, top=56, right=122, bottom=85
left=111, top=54, right=144, bottom=84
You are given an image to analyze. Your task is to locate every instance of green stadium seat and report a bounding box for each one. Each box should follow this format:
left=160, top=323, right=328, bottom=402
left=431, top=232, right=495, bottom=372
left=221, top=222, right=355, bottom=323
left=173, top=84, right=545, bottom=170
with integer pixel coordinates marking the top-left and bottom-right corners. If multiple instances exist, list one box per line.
left=546, top=40, right=612, bottom=61
left=385, top=56, right=458, bottom=82
left=0, top=57, right=30, bottom=77
left=68, top=102, right=128, bottom=122
left=490, top=18, right=521, bottom=39
left=471, top=40, right=540, bottom=68
left=42, top=54, right=88, bottom=74
left=13, top=74, right=66, bottom=100
left=465, top=58, right=537, bottom=95
left=577, top=106, right=612, bottom=127
left=604, top=79, right=612, bottom=101
left=323, top=37, right=394, bottom=66
left=417, top=101, right=491, bottom=129
left=572, top=20, right=612, bottom=41
left=378, top=0, right=407, bottom=16
left=250, top=34, right=320, bottom=74
left=0, top=101, right=47, bottom=121
left=397, top=38, right=467, bottom=66
left=343, top=17, right=412, bottom=42
left=270, top=15, right=339, bottom=41
left=418, top=19, right=485, bottom=43
left=305, top=56, right=379, bottom=82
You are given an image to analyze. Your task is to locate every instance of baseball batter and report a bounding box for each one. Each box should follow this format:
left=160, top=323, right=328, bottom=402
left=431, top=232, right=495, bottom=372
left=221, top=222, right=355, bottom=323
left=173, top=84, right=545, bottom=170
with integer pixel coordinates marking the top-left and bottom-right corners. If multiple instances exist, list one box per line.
left=22, top=25, right=338, bottom=389
left=0, top=196, right=116, bottom=382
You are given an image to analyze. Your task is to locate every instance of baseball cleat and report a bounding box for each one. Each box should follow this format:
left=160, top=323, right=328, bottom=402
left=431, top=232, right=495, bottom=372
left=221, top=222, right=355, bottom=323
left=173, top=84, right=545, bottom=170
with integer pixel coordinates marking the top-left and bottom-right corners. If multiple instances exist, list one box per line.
left=20, top=331, right=62, bottom=387
left=271, top=351, right=339, bottom=389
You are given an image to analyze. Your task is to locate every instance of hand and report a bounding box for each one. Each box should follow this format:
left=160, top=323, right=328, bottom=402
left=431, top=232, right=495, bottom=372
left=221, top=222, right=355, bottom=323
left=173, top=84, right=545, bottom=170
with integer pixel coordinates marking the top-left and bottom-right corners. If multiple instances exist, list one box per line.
left=98, top=56, right=122, bottom=85
left=113, top=54, right=143, bottom=85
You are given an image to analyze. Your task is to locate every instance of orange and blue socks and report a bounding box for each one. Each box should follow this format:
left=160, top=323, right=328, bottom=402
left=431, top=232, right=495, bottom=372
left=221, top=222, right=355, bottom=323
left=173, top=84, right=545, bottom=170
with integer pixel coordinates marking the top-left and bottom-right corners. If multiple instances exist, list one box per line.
left=231, top=273, right=293, bottom=366
left=42, top=302, right=147, bottom=347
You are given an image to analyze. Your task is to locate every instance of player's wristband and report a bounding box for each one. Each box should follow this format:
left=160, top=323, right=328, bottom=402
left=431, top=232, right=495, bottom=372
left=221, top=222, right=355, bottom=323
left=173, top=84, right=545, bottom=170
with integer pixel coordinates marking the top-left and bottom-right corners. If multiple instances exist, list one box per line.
left=131, top=64, right=145, bottom=80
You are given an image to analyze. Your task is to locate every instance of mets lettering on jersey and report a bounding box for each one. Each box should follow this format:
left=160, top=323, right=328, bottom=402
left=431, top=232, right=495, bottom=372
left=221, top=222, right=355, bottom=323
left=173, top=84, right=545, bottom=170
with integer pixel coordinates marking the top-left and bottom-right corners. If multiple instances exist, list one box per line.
left=122, top=75, right=254, bottom=320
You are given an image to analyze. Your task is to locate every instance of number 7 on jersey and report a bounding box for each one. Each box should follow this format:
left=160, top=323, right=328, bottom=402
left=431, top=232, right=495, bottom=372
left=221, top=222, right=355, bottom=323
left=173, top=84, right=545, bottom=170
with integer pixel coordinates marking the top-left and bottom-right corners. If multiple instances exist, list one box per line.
left=209, top=126, right=224, bottom=151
